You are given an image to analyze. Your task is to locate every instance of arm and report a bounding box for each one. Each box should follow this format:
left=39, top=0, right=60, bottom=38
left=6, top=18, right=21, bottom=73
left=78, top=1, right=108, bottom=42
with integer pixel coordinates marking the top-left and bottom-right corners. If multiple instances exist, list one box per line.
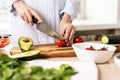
left=13, top=0, right=42, bottom=25
left=60, top=0, right=80, bottom=20
left=60, top=0, right=80, bottom=44
left=0, top=0, right=18, bottom=11
left=0, top=0, right=42, bottom=25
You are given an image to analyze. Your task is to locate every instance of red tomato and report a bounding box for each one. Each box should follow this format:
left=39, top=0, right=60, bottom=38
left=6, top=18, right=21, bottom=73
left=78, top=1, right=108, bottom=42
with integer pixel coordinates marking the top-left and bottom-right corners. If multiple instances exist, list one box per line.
left=1, top=38, right=10, bottom=46
left=56, top=39, right=67, bottom=47
left=0, top=39, right=5, bottom=48
left=85, top=46, right=95, bottom=51
left=97, top=47, right=108, bottom=51
left=73, top=37, right=84, bottom=43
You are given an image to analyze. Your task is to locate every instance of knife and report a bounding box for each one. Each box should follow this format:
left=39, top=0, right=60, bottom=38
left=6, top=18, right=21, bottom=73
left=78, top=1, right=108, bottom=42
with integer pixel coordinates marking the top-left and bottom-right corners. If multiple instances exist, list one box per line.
left=32, top=17, right=65, bottom=40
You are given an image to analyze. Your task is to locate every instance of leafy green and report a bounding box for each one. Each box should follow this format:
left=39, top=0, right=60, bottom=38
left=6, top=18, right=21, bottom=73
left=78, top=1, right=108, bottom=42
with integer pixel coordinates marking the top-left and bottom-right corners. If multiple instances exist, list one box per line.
left=0, top=54, right=77, bottom=80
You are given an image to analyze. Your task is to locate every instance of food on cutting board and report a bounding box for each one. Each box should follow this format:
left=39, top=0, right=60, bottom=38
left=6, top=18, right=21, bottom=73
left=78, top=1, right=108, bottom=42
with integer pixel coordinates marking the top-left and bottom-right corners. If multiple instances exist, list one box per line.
left=11, top=37, right=41, bottom=61
left=56, top=36, right=84, bottom=47
left=101, top=35, right=120, bottom=44
left=10, top=50, right=40, bottom=61
left=0, top=54, right=77, bottom=80
left=56, top=39, right=67, bottom=47
left=85, top=46, right=108, bottom=51
left=18, top=37, right=33, bottom=52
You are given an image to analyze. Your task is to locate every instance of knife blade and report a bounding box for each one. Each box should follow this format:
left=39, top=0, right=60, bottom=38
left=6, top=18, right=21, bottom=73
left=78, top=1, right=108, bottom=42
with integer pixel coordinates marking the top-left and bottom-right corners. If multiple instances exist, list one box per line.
left=32, top=17, right=65, bottom=40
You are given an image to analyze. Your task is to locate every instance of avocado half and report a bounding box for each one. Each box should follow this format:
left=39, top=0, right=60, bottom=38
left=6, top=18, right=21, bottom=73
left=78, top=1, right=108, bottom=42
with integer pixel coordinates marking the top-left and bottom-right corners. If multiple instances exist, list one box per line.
left=10, top=50, right=40, bottom=61
left=18, top=37, right=33, bottom=52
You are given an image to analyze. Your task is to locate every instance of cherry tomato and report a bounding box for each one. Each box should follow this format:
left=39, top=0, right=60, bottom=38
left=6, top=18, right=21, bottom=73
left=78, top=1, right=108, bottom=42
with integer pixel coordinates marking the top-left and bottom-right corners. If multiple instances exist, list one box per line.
left=85, top=46, right=95, bottom=51
left=73, top=37, right=84, bottom=43
left=1, top=38, right=10, bottom=46
left=0, top=39, right=5, bottom=48
left=97, top=47, right=108, bottom=51
left=56, top=39, right=67, bottom=47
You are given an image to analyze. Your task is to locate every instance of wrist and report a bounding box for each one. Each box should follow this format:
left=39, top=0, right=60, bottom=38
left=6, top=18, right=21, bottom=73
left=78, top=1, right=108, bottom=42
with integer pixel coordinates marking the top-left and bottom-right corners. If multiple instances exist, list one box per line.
left=60, top=13, right=72, bottom=24
left=13, top=0, right=24, bottom=9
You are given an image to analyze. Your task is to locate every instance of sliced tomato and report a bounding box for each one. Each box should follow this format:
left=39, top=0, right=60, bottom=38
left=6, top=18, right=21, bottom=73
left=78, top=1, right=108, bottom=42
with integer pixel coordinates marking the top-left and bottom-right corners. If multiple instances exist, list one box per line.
left=0, top=39, right=5, bottom=48
left=1, top=38, right=10, bottom=46
left=85, top=46, right=96, bottom=51
left=97, top=47, right=108, bottom=51
left=56, top=39, right=67, bottom=47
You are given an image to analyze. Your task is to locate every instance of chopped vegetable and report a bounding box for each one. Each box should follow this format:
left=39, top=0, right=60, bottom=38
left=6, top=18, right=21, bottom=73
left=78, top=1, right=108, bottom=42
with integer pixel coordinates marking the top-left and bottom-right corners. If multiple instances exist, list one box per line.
left=85, top=46, right=108, bottom=51
left=85, top=46, right=96, bottom=51
left=18, top=37, right=33, bottom=52
left=0, top=38, right=10, bottom=48
left=10, top=50, right=40, bottom=61
left=56, top=39, right=67, bottom=47
left=97, top=47, right=108, bottom=51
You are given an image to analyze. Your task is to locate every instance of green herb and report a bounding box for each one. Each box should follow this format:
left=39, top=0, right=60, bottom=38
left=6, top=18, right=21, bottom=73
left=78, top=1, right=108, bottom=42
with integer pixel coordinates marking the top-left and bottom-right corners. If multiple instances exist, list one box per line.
left=0, top=54, right=77, bottom=80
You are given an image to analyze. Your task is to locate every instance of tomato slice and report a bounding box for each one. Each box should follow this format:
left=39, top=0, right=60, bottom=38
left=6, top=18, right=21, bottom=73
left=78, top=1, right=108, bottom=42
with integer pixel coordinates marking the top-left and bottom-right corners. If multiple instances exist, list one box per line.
left=0, top=39, right=5, bottom=48
left=97, top=47, right=108, bottom=51
left=56, top=39, right=67, bottom=47
left=85, top=46, right=95, bottom=51
left=1, top=38, right=10, bottom=46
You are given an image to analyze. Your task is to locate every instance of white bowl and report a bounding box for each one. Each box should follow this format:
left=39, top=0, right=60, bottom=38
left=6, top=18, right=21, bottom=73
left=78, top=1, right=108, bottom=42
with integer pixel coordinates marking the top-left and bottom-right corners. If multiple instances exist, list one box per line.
left=114, top=53, right=120, bottom=68
left=72, top=42, right=117, bottom=63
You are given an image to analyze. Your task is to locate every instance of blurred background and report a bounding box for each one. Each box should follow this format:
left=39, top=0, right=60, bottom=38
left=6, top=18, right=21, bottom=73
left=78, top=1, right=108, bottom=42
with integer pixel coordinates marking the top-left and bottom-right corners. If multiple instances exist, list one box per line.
left=0, top=0, right=119, bottom=41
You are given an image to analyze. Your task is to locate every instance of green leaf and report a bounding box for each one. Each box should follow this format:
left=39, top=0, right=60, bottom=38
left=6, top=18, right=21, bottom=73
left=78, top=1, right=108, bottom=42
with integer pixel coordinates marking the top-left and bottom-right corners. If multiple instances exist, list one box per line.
left=2, top=67, right=13, bottom=79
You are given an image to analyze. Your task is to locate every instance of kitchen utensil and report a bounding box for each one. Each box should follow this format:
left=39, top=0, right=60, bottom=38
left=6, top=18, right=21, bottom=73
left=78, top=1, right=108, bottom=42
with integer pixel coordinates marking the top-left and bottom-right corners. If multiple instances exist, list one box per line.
left=32, top=17, right=65, bottom=40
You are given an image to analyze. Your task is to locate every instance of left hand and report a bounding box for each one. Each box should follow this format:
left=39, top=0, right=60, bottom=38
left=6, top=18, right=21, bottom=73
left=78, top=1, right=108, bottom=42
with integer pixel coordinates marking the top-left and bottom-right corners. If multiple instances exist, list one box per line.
left=60, top=23, right=76, bottom=44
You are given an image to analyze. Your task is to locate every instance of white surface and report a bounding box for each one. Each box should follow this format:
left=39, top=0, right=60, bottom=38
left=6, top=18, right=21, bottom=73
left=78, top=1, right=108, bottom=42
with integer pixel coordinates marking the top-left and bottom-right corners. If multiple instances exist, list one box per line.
left=114, top=53, right=120, bottom=68
left=86, top=0, right=117, bottom=21
left=72, top=19, right=119, bottom=31
left=27, top=60, right=98, bottom=80
left=0, top=22, right=10, bottom=34
left=72, top=42, right=117, bottom=63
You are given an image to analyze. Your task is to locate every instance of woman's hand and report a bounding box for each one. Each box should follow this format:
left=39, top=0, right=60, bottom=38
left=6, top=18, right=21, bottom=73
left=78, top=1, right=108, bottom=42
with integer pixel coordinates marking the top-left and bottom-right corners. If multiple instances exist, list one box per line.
left=60, top=13, right=76, bottom=44
left=13, top=1, right=42, bottom=25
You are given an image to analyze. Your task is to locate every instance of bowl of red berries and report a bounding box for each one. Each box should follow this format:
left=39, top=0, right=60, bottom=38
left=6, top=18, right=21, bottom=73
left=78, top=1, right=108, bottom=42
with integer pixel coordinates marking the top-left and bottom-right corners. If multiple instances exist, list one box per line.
left=72, top=42, right=117, bottom=63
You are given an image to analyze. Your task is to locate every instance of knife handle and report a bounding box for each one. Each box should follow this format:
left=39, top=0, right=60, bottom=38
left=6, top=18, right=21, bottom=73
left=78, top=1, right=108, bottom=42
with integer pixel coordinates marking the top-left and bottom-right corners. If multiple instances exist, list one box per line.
left=32, top=16, right=38, bottom=24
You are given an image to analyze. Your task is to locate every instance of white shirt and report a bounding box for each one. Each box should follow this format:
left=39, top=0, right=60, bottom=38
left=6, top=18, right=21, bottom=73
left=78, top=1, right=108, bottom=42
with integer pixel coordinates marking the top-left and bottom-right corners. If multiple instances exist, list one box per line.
left=0, top=0, right=80, bottom=46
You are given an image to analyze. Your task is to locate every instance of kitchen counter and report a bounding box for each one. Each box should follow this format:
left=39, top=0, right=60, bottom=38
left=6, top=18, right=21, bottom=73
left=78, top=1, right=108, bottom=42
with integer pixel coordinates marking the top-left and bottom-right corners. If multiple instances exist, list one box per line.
left=43, top=56, right=120, bottom=80
left=32, top=50, right=119, bottom=80
left=1, top=49, right=120, bottom=80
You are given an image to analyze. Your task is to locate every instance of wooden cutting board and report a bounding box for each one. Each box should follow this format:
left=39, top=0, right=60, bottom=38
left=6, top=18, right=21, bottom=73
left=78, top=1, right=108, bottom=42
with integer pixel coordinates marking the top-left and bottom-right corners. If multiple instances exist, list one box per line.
left=10, top=44, right=76, bottom=58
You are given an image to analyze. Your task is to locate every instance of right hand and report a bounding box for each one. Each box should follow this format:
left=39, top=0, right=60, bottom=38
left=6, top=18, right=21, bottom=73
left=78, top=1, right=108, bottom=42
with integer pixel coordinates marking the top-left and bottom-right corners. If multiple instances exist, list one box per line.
left=13, top=1, right=42, bottom=26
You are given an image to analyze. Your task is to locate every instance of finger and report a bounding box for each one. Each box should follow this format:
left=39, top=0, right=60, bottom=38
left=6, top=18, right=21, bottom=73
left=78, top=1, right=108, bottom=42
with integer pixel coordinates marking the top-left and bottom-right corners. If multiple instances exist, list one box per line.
left=23, top=14, right=29, bottom=23
left=25, top=10, right=34, bottom=25
left=64, top=26, right=72, bottom=42
left=68, top=26, right=76, bottom=42
left=30, top=8, right=43, bottom=22
left=60, top=28, right=66, bottom=37
left=21, top=15, right=25, bottom=21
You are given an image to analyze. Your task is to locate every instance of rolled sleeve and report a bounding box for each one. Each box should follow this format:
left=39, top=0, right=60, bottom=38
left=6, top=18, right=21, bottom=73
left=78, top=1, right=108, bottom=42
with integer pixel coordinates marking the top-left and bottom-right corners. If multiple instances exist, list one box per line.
left=60, top=0, right=80, bottom=20
left=0, top=0, right=17, bottom=12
